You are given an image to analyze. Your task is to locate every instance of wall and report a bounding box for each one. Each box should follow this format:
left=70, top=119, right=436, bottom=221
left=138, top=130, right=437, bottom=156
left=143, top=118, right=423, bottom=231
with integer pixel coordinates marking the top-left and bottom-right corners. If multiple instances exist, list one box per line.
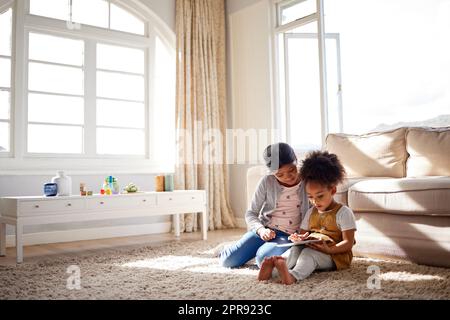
left=226, top=0, right=274, bottom=225
left=0, top=0, right=176, bottom=245
left=139, top=0, right=175, bottom=32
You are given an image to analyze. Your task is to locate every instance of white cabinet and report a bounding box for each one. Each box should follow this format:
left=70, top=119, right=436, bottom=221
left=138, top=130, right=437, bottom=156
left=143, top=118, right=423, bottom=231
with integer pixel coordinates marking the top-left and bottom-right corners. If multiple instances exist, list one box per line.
left=18, top=199, right=86, bottom=216
left=0, top=190, right=207, bottom=263
left=158, top=193, right=200, bottom=205
left=85, top=194, right=157, bottom=210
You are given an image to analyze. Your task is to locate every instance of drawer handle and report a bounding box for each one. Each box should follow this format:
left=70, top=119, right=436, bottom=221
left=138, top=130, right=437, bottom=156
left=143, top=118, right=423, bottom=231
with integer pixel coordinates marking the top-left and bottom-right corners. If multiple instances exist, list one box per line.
left=143, top=199, right=147, bottom=202
left=192, top=197, right=196, bottom=200
left=169, top=198, right=173, bottom=201
left=34, top=205, right=40, bottom=208
left=100, top=201, right=104, bottom=205
left=67, top=203, right=72, bottom=207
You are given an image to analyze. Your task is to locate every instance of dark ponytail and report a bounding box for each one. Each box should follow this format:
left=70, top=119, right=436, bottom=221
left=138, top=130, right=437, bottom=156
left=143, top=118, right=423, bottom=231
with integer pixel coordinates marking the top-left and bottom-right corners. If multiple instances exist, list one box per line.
left=263, top=143, right=297, bottom=172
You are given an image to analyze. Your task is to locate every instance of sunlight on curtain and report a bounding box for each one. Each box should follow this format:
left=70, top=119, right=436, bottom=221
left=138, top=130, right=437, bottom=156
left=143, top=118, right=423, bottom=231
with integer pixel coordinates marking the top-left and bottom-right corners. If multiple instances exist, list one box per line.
left=175, top=0, right=236, bottom=232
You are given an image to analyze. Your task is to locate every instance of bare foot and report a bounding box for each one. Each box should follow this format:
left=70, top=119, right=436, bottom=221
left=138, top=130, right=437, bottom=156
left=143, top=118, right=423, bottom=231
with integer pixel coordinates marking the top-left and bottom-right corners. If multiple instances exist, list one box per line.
left=274, top=258, right=296, bottom=285
left=273, top=255, right=286, bottom=262
left=258, top=257, right=276, bottom=281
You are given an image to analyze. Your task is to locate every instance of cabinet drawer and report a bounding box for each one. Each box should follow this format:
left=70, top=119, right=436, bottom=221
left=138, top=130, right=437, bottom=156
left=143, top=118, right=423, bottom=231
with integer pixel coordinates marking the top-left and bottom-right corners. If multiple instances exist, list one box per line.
left=19, top=199, right=85, bottom=215
left=86, top=195, right=156, bottom=210
left=129, top=195, right=157, bottom=207
left=158, top=193, right=204, bottom=206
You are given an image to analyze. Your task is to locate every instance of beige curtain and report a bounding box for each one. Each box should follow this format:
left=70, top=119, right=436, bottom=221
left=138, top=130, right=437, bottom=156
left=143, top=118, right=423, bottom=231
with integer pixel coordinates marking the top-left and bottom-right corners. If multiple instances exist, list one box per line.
left=175, top=0, right=236, bottom=232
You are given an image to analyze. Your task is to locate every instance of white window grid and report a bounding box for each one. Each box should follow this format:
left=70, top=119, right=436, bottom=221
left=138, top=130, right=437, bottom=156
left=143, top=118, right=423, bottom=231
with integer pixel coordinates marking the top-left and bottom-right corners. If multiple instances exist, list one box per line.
left=21, top=0, right=151, bottom=159
left=27, top=32, right=85, bottom=155
left=273, top=0, right=340, bottom=153
left=0, top=5, right=13, bottom=155
left=0, top=0, right=176, bottom=174
left=29, top=0, right=147, bottom=36
left=95, top=41, right=147, bottom=155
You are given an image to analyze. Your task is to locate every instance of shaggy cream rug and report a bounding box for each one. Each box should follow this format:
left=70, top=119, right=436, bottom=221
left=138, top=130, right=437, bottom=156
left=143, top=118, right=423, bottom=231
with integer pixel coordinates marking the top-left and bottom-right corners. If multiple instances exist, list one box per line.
left=1, top=238, right=449, bottom=300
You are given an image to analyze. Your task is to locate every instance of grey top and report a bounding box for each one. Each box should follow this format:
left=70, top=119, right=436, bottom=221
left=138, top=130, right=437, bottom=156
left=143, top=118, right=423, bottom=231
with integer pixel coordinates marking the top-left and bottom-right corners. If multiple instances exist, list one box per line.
left=245, top=175, right=311, bottom=233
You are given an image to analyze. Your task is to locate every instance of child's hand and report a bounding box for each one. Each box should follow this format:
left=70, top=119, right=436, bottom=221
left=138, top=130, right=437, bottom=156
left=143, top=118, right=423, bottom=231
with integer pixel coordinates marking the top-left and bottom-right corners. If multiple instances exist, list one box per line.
left=299, top=232, right=310, bottom=240
left=307, top=240, right=331, bottom=254
left=288, top=232, right=309, bottom=242
left=258, top=228, right=276, bottom=241
left=289, top=232, right=309, bottom=242
left=288, top=233, right=298, bottom=242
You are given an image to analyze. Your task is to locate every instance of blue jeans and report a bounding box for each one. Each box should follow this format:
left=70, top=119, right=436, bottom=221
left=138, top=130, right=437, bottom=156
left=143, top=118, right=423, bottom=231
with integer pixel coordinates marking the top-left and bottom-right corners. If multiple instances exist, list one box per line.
left=219, top=229, right=291, bottom=268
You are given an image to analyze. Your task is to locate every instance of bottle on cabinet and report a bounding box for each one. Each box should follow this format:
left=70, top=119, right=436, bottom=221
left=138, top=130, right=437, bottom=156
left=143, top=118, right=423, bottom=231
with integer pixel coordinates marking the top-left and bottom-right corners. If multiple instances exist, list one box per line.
left=51, top=171, right=72, bottom=196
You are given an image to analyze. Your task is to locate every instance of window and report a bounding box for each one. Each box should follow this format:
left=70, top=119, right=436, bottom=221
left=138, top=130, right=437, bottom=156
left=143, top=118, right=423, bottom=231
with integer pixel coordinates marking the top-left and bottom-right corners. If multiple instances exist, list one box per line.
left=323, top=0, right=450, bottom=134
left=29, top=0, right=69, bottom=22
left=29, top=0, right=145, bottom=35
left=96, top=43, right=146, bottom=155
left=27, top=32, right=85, bottom=154
left=72, top=0, right=109, bottom=29
left=110, top=3, right=145, bottom=35
left=25, top=2, right=150, bottom=156
left=275, top=0, right=450, bottom=152
left=0, top=0, right=176, bottom=173
left=275, top=0, right=334, bottom=152
left=0, top=7, right=12, bottom=153
left=278, top=0, right=316, bottom=26
left=283, top=27, right=323, bottom=151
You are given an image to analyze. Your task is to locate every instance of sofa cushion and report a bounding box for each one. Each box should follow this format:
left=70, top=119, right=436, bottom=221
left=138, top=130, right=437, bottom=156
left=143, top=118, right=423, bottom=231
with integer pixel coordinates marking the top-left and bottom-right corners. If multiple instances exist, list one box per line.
left=406, top=127, right=450, bottom=177
left=336, top=177, right=391, bottom=205
left=348, top=177, right=450, bottom=216
left=326, top=128, right=407, bottom=178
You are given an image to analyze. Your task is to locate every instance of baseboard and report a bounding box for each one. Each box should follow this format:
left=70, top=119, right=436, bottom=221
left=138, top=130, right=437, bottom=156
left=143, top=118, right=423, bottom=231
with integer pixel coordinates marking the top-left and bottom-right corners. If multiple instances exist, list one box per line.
left=6, top=222, right=172, bottom=248
left=235, top=218, right=247, bottom=229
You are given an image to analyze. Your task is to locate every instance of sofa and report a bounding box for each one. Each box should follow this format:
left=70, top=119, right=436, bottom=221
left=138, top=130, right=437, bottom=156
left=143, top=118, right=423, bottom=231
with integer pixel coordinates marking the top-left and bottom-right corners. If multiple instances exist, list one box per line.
left=247, top=127, right=450, bottom=268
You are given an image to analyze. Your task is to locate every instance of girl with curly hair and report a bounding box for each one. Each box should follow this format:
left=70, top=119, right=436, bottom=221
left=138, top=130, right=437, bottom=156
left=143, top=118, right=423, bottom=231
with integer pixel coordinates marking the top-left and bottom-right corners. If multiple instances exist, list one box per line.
left=258, top=151, right=357, bottom=284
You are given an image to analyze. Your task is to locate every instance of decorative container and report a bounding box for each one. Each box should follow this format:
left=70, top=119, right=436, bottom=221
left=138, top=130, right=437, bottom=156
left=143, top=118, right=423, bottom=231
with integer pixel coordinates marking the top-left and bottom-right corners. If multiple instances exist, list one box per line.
left=164, top=174, right=174, bottom=192
left=51, top=171, right=72, bottom=196
left=155, top=175, right=165, bottom=192
left=44, top=183, right=58, bottom=197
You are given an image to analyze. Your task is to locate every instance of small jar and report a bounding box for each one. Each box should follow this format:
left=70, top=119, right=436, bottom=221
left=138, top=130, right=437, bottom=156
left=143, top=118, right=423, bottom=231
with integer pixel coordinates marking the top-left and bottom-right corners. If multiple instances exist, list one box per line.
left=44, top=183, right=58, bottom=197
left=155, top=175, right=165, bottom=192
left=164, top=174, right=174, bottom=192
left=112, top=178, right=120, bottom=195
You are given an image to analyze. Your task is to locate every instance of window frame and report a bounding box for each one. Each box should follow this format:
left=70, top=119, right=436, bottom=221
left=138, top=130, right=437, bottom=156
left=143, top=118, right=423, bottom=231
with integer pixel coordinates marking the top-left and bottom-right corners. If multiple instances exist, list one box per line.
left=27, top=32, right=86, bottom=156
left=95, top=42, right=148, bottom=154
left=0, top=0, right=176, bottom=174
left=24, top=2, right=149, bottom=158
left=272, top=0, right=338, bottom=154
left=274, top=0, right=450, bottom=150
left=0, top=1, right=15, bottom=158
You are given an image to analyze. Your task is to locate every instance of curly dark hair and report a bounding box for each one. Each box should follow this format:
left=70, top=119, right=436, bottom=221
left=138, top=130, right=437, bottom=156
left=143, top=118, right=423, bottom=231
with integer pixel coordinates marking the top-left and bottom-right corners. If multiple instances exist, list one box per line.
left=300, top=151, right=346, bottom=187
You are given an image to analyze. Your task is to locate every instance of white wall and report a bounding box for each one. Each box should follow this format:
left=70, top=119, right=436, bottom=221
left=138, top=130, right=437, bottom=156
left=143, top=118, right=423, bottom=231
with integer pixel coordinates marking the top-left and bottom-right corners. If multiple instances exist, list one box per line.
left=227, top=0, right=263, bottom=14
left=139, top=0, right=175, bottom=31
left=0, top=0, right=176, bottom=243
left=226, top=0, right=274, bottom=223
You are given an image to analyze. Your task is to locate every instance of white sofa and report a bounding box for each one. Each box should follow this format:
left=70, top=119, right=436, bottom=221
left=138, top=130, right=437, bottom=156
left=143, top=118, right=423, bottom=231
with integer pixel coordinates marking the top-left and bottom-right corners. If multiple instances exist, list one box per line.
left=247, top=127, right=450, bottom=268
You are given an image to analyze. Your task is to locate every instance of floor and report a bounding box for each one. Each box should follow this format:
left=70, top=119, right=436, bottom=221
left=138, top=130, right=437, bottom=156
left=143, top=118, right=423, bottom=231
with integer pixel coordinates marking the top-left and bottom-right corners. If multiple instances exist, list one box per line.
left=2, top=227, right=449, bottom=300
left=0, top=228, right=245, bottom=267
